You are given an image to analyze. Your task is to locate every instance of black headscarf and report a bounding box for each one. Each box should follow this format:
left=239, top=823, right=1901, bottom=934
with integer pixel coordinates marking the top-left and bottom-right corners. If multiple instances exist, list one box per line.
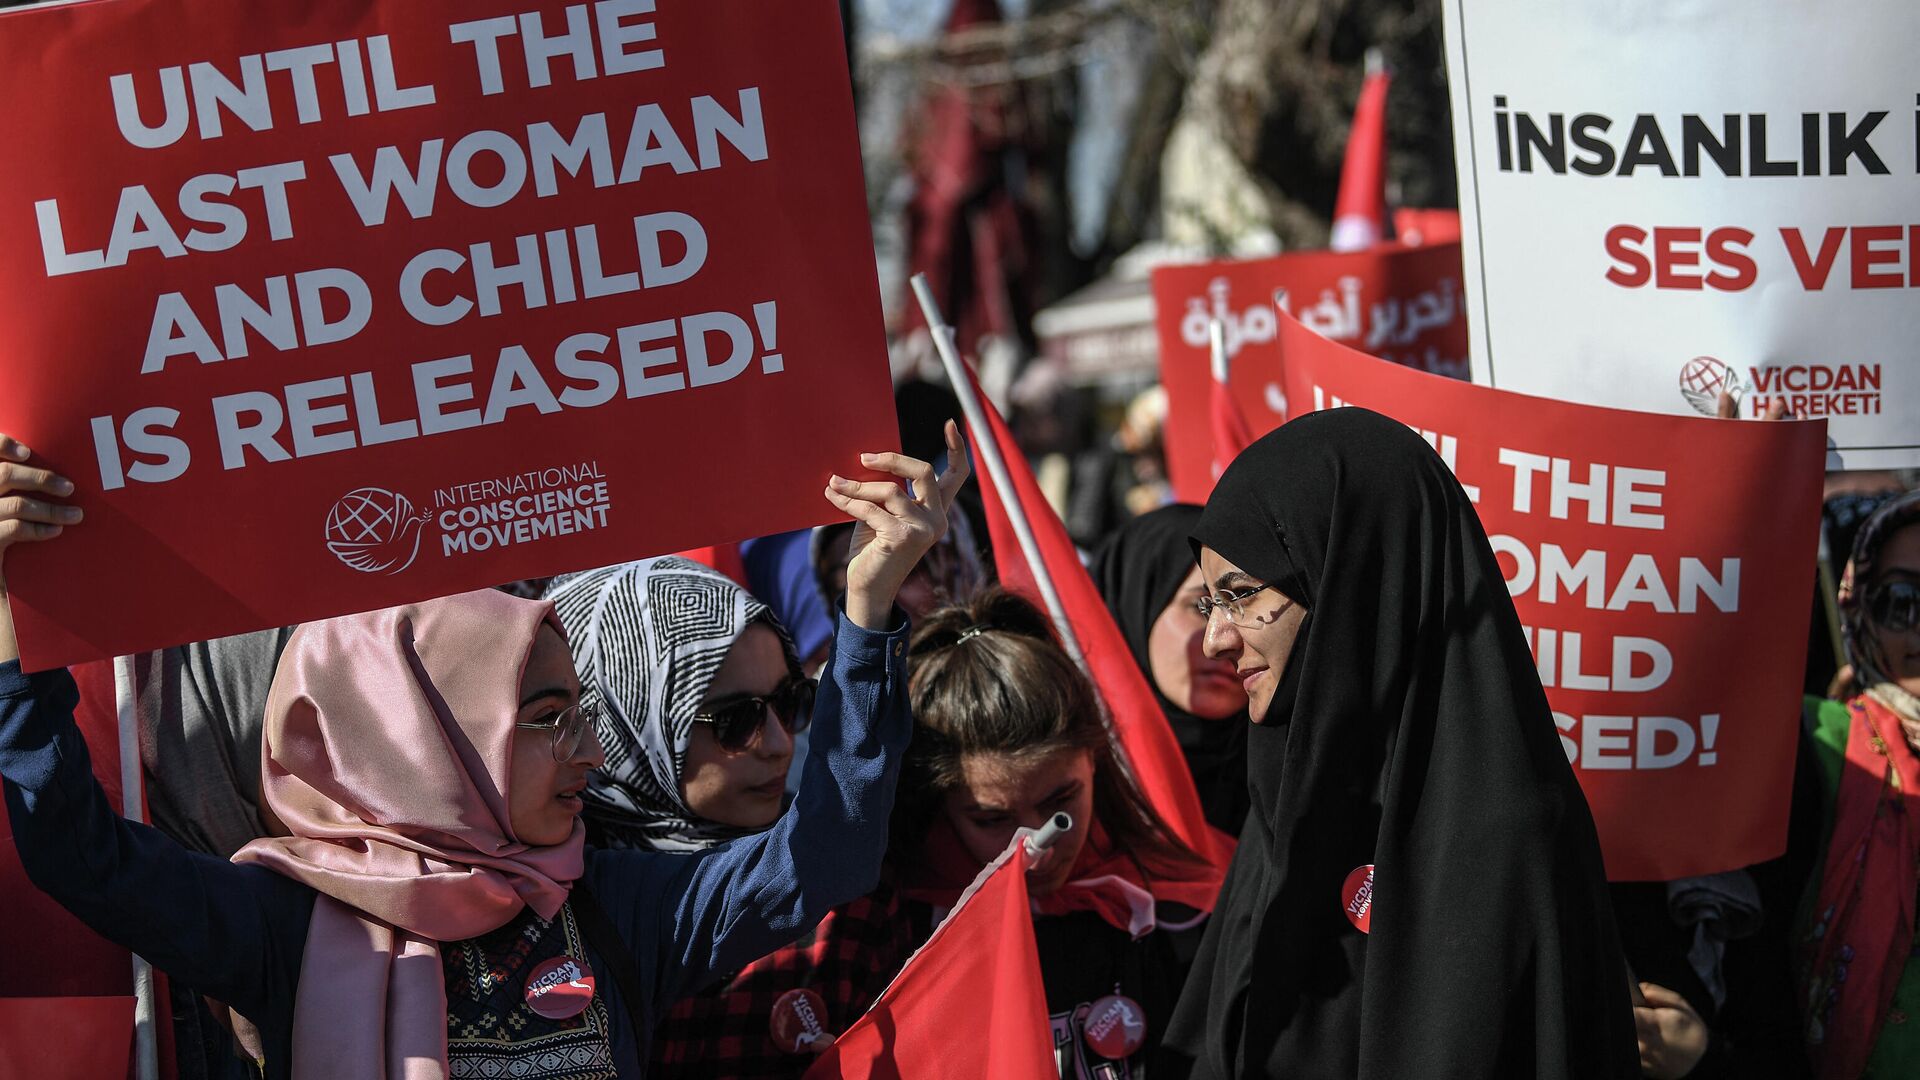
left=1091, top=504, right=1250, bottom=837
left=1159, top=408, right=1636, bottom=1078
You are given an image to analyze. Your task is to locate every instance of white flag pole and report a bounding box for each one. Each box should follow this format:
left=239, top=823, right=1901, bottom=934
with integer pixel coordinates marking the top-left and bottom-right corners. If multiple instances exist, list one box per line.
left=114, top=655, right=160, bottom=1080
left=910, top=275, right=1205, bottom=873
left=1022, top=812, right=1073, bottom=859
left=908, top=273, right=1086, bottom=666
left=1209, top=317, right=1230, bottom=385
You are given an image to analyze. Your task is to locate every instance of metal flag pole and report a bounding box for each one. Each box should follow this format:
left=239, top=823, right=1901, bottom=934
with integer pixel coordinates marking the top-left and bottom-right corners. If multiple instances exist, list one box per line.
left=1023, top=812, right=1073, bottom=859
left=908, top=273, right=1087, bottom=666
left=114, top=654, right=160, bottom=1080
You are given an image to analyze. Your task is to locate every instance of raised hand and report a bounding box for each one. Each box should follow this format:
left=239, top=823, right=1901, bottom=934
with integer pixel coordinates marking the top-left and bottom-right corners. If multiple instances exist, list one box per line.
left=0, top=434, right=83, bottom=663
left=823, top=419, right=971, bottom=630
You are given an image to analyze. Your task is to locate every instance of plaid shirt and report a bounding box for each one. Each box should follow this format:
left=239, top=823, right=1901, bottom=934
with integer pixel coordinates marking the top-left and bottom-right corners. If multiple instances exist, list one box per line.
left=650, top=874, right=919, bottom=1078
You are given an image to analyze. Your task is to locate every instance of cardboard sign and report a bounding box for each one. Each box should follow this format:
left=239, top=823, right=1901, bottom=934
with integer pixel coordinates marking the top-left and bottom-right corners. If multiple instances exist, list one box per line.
left=1275, top=309, right=1825, bottom=880
left=1151, top=243, right=1468, bottom=502
left=1443, top=0, right=1920, bottom=468
left=0, top=0, right=894, bottom=670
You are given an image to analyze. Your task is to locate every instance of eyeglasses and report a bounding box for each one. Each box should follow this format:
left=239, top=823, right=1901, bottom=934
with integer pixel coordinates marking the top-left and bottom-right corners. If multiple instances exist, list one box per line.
left=692, top=675, right=816, bottom=754
left=1195, top=582, right=1278, bottom=626
left=515, top=701, right=599, bottom=762
left=1868, top=580, right=1920, bottom=634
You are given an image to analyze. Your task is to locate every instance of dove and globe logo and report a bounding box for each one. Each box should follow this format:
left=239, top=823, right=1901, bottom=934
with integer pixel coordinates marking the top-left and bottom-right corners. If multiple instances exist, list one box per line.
left=1677, top=355, right=1747, bottom=417
left=325, top=487, right=431, bottom=575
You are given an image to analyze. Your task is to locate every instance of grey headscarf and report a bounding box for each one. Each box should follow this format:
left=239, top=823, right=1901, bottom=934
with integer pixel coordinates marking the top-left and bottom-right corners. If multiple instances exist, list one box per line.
left=547, top=557, right=797, bottom=851
left=132, top=627, right=294, bottom=858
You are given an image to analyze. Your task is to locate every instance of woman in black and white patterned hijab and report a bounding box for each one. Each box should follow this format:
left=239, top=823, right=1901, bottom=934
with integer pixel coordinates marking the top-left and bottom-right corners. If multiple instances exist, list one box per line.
left=547, top=556, right=805, bottom=851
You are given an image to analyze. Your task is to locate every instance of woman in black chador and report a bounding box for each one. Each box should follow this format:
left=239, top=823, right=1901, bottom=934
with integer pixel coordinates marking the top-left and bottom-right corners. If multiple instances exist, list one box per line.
left=1158, top=408, right=1637, bottom=1079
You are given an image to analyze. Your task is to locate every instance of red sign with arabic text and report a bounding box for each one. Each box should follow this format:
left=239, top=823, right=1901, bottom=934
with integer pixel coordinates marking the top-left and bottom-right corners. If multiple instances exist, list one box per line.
left=0, top=0, right=894, bottom=670
left=1274, top=310, right=1824, bottom=880
left=1151, top=243, right=1468, bottom=502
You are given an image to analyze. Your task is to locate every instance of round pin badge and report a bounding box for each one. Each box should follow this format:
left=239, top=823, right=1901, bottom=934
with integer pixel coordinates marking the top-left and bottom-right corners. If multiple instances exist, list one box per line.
left=1082, top=993, right=1147, bottom=1060
left=1341, top=864, right=1376, bottom=934
left=770, top=988, right=833, bottom=1054
left=524, top=954, right=596, bottom=1020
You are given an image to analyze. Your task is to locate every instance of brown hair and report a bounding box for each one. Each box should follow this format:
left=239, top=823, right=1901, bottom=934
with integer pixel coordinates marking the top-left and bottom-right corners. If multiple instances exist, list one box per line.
left=896, top=586, right=1208, bottom=877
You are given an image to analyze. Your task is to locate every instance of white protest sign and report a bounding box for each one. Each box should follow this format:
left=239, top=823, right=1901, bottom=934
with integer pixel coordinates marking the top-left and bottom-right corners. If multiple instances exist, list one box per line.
left=1443, top=0, right=1919, bottom=468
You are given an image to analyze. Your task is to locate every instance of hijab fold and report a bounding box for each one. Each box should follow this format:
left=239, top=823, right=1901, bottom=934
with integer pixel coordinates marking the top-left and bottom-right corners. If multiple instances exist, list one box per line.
left=232, top=589, right=583, bottom=1080
left=547, top=557, right=797, bottom=851
left=1159, top=408, right=1635, bottom=1078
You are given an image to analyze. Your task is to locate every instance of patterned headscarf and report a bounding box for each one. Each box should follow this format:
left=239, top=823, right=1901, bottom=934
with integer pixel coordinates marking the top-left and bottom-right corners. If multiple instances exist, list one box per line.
left=1839, top=488, right=1920, bottom=731
left=547, top=557, right=798, bottom=851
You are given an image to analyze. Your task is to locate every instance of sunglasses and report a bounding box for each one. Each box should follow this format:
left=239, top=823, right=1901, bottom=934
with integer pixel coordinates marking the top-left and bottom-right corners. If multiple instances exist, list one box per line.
left=692, top=675, right=816, bottom=754
left=1868, top=580, right=1920, bottom=635
left=514, top=700, right=599, bottom=762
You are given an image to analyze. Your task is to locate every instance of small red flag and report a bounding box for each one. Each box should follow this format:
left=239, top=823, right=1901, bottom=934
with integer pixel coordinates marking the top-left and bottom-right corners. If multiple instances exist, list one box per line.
left=1331, top=52, right=1392, bottom=253
left=803, top=840, right=1057, bottom=1080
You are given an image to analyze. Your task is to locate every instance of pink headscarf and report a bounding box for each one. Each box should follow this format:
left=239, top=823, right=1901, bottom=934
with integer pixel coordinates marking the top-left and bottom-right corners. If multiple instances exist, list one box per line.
left=232, top=589, right=586, bottom=1079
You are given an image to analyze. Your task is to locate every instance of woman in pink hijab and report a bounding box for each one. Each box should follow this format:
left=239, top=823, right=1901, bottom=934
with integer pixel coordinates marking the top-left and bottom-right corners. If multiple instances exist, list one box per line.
left=0, top=424, right=969, bottom=1079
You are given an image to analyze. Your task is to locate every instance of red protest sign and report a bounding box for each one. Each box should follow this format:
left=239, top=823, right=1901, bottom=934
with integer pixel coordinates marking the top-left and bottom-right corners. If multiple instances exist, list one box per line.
left=1273, top=310, right=1825, bottom=880
left=0, top=0, right=893, bottom=671
left=1151, top=243, right=1468, bottom=502
left=0, top=997, right=136, bottom=1080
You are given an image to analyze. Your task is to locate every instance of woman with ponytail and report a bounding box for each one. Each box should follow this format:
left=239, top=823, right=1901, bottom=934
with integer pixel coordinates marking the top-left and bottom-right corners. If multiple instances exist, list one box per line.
left=896, top=585, right=1216, bottom=1079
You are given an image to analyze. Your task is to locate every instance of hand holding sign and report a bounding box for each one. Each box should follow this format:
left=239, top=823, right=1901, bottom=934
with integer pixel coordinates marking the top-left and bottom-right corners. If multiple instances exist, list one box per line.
left=0, top=0, right=899, bottom=671
left=827, top=420, right=971, bottom=631
left=0, top=436, right=83, bottom=664
left=1716, top=390, right=1790, bottom=422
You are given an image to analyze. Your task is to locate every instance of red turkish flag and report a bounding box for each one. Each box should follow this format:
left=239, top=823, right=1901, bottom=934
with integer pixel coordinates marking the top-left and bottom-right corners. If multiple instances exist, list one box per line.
left=803, top=841, right=1056, bottom=1080
left=961, top=367, right=1232, bottom=902
left=1331, top=59, right=1392, bottom=252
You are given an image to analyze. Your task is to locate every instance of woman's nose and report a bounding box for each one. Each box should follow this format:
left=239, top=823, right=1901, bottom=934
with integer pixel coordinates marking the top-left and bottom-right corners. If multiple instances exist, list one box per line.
left=1202, top=610, right=1242, bottom=660
left=571, top=723, right=606, bottom=769
left=755, top=707, right=794, bottom=758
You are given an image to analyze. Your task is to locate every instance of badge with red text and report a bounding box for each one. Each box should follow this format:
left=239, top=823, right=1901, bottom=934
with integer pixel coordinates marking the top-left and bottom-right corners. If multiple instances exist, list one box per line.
left=770, top=988, right=833, bottom=1054
left=524, top=955, right=595, bottom=1020
left=1341, top=864, right=1376, bottom=933
left=1082, top=994, right=1147, bottom=1060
